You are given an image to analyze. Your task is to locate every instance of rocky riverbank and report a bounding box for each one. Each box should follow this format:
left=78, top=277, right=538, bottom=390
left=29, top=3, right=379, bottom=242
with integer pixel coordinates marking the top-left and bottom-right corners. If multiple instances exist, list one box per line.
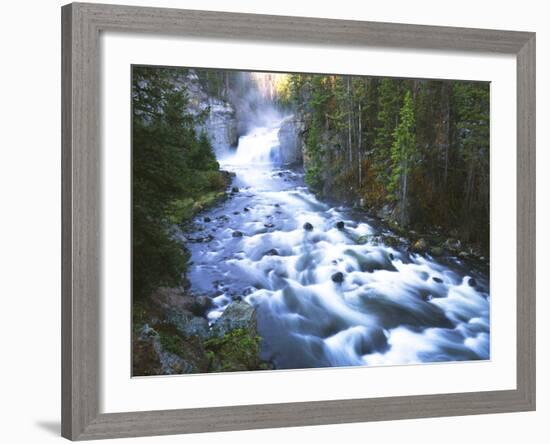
left=133, top=287, right=271, bottom=375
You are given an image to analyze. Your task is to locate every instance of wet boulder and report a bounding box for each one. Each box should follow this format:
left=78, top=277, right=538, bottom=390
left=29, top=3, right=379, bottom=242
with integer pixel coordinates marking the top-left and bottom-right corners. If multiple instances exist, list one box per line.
left=432, top=277, right=444, bottom=284
left=231, top=186, right=239, bottom=193
left=343, top=249, right=397, bottom=273
left=232, top=230, right=243, bottom=238
left=264, top=248, right=279, bottom=256
left=336, top=221, right=345, bottom=231
left=331, top=272, right=345, bottom=283
left=303, top=222, right=314, bottom=231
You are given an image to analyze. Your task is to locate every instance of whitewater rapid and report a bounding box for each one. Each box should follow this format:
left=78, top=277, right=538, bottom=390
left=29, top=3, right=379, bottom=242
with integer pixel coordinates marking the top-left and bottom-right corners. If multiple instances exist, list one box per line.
left=184, top=120, right=490, bottom=369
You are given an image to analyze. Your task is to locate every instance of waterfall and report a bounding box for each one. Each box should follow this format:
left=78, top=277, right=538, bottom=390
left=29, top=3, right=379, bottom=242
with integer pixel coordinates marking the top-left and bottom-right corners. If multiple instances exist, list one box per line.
left=227, top=123, right=282, bottom=166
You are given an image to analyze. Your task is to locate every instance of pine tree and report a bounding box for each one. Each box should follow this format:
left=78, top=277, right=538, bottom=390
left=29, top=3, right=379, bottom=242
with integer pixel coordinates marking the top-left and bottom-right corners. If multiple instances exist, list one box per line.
left=374, top=78, right=403, bottom=185
left=388, top=90, right=417, bottom=225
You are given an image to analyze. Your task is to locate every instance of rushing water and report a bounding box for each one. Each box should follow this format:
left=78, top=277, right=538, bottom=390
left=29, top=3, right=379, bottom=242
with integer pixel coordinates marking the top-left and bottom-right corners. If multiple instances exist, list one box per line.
left=184, top=119, right=490, bottom=370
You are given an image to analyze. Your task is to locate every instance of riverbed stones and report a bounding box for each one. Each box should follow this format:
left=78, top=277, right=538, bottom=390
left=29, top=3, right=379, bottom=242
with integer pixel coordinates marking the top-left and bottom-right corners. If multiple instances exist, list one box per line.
left=232, top=230, right=243, bottom=238
left=331, top=272, right=344, bottom=283
left=303, top=222, right=314, bottom=231
left=336, top=221, right=345, bottom=230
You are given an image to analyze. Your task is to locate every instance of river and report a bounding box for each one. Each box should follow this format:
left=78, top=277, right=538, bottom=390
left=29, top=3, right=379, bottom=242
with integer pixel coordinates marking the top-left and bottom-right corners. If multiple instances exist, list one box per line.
left=183, top=118, right=490, bottom=370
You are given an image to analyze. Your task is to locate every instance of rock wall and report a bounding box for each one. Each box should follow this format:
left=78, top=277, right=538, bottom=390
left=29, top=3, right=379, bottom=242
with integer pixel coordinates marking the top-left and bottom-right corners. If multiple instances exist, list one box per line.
left=277, top=115, right=304, bottom=166
left=183, top=70, right=239, bottom=154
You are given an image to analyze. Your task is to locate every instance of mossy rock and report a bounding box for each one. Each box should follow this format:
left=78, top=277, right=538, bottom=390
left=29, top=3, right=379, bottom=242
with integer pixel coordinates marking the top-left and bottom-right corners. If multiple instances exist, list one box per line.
left=205, top=328, right=262, bottom=372
left=211, top=301, right=257, bottom=337
left=156, top=324, right=210, bottom=373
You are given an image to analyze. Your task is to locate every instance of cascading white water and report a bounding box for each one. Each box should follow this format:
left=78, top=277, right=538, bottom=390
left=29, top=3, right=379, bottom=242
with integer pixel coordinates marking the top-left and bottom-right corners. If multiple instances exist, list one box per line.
left=186, top=119, right=490, bottom=370
left=222, top=119, right=284, bottom=166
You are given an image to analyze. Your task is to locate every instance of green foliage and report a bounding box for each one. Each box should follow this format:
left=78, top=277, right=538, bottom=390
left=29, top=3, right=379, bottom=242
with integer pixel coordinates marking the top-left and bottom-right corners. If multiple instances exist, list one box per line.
left=159, top=330, right=185, bottom=356
left=132, top=66, right=223, bottom=300
left=388, top=90, right=417, bottom=224
left=388, top=91, right=417, bottom=198
left=205, top=328, right=262, bottom=372
left=373, top=78, right=404, bottom=183
left=304, top=121, right=324, bottom=191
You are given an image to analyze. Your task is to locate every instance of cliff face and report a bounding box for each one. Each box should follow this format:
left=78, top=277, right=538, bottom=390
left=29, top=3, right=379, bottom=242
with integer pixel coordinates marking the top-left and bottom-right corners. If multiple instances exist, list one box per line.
left=279, top=111, right=357, bottom=204
left=276, top=116, right=304, bottom=166
left=183, top=70, right=239, bottom=155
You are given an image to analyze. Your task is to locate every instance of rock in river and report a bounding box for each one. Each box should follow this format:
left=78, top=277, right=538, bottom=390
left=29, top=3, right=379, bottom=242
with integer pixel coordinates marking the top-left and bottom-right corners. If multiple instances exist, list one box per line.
left=303, top=222, right=314, bottom=231
left=332, top=272, right=345, bottom=283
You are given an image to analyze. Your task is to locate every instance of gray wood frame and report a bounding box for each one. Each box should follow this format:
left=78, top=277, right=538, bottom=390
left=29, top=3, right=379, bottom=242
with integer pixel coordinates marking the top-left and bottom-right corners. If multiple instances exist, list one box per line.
left=61, top=2, right=536, bottom=440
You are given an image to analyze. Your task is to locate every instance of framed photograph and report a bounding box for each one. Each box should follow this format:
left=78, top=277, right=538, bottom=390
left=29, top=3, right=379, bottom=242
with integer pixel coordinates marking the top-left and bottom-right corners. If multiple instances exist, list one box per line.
left=62, top=2, right=536, bottom=440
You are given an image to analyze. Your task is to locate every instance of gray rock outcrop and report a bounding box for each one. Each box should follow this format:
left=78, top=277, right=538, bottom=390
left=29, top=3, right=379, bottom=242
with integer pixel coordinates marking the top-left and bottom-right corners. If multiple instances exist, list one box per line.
left=277, top=115, right=304, bottom=166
